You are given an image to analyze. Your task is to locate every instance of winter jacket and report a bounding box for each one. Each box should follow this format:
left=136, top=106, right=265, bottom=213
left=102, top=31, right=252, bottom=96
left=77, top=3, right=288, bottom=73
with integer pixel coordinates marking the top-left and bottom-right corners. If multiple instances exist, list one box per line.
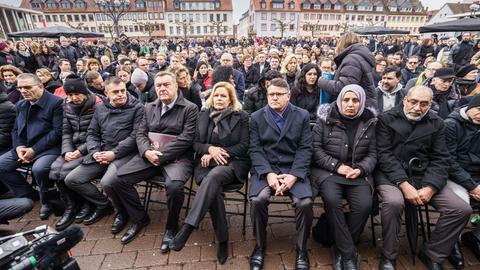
left=317, top=43, right=377, bottom=108
left=0, top=90, right=15, bottom=153
left=179, top=85, right=202, bottom=110
left=58, top=45, right=79, bottom=68
left=36, top=53, right=58, bottom=71
left=444, top=107, right=480, bottom=191
left=311, top=104, right=377, bottom=186
left=243, top=77, right=269, bottom=115
left=290, top=87, right=321, bottom=121
left=83, top=94, right=145, bottom=164
left=240, top=66, right=260, bottom=90
left=374, top=105, right=450, bottom=192
left=44, top=79, right=62, bottom=94
left=61, top=92, right=102, bottom=156
left=376, top=84, right=405, bottom=113
left=400, top=68, right=421, bottom=86
left=0, top=82, right=21, bottom=104
left=15, top=51, right=38, bottom=73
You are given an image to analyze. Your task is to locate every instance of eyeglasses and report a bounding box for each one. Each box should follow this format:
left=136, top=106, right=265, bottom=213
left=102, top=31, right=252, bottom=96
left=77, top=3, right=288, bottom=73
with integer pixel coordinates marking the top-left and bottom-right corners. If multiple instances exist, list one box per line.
left=408, top=62, right=419, bottom=64
left=406, top=98, right=431, bottom=109
left=267, top=92, right=289, bottom=98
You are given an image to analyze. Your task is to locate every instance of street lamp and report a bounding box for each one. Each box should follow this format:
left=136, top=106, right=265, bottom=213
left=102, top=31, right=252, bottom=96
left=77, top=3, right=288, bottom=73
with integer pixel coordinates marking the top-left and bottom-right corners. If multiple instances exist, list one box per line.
left=470, top=4, right=480, bottom=17
left=95, top=0, right=130, bottom=38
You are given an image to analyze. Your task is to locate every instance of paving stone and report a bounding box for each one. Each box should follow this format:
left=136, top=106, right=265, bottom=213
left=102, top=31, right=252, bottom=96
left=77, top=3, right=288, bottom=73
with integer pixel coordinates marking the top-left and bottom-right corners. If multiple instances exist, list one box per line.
left=122, top=235, right=156, bottom=251
left=200, top=243, right=218, bottom=261
left=232, top=239, right=256, bottom=257
left=71, top=240, right=96, bottom=256
left=263, top=254, right=285, bottom=270
left=168, top=245, right=201, bottom=264
left=101, top=251, right=137, bottom=269
left=76, top=254, right=105, bottom=270
left=148, top=265, right=182, bottom=270
left=87, top=225, right=115, bottom=240
left=183, top=261, right=217, bottom=270
left=186, top=229, right=214, bottom=246
left=216, top=257, right=250, bottom=270
left=133, top=250, right=168, bottom=268
left=92, top=238, right=124, bottom=254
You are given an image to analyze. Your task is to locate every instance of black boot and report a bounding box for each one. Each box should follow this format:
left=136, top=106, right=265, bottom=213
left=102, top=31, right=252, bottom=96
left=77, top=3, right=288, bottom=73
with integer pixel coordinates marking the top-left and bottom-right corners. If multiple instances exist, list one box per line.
left=448, top=241, right=464, bottom=270
left=75, top=202, right=93, bottom=223
left=55, top=182, right=78, bottom=231
left=170, top=224, right=194, bottom=251
left=217, top=240, right=228, bottom=265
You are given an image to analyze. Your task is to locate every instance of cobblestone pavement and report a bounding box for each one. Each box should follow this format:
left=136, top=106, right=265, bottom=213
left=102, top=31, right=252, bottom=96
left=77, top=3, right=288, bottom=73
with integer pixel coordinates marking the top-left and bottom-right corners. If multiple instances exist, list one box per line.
left=2, top=183, right=480, bottom=270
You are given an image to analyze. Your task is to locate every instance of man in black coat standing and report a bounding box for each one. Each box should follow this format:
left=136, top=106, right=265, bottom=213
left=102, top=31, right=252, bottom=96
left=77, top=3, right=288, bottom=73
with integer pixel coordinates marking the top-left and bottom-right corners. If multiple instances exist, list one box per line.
left=374, top=85, right=472, bottom=270
left=0, top=73, right=63, bottom=219
left=109, top=71, right=198, bottom=246
left=0, top=89, right=15, bottom=155
left=249, top=78, right=313, bottom=270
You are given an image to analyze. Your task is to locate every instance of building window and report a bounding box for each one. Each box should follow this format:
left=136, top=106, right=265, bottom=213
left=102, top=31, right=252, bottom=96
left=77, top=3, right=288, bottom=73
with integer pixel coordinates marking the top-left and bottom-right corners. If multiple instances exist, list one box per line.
left=204, top=25, right=208, bottom=33
left=159, top=13, right=164, bottom=19
left=304, top=14, right=309, bottom=20
left=196, top=14, right=200, bottom=22
left=261, top=13, right=267, bottom=20
left=303, top=3, right=310, bottom=9
left=74, top=14, right=80, bottom=21
left=290, top=24, right=294, bottom=30
left=60, top=0, right=71, bottom=9
left=290, top=13, right=295, bottom=20
left=280, top=13, right=286, bottom=20
left=336, top=15, right=341, bottom=20
left=216, top=14, right=220, bottom=21
left=223, top=13, right=227, bottom=21
left=46, top=0, right=57, bottom=9
left=169, top=26, right=174, bottom=35
left=272, top=3, right=284, bottom=9
left=272, top=13, right=276, bottom=19
left=314, top=4, right=321, bottom=9
left=271, top=23, right=276, bottom=31
left=261, top=23, right=266, bottom=31
left=81, top=14, right=87, bottom=21
left=88, top=14, right=94, bottom=21
left=203, top=14, right=207, bottom=22
left=197, top=26, right=201, bottom=34
left=136, top=0, right=145, bottom=9
left=175, top=14, right=179, bottom=22
left=75, top=0, right=86, bottom=8
left=260, top=2, right=266, bottom=9
left=210, top=14, right=214, bottom=21
left=317, top=14, right=322, bottom=20
left=90, top=27, right=95, bottom=32
left=59, top=15, right=65, bottom=22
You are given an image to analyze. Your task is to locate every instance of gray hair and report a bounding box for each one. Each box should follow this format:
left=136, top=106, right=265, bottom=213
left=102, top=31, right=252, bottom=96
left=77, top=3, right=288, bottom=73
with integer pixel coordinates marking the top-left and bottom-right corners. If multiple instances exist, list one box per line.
left=221, top=53, right=233, bottom=61
left=154, top=71, right=177, bottom=84
left=406, top=85, right=433, bottom=98
left=17, top=73, right=42, bottom=85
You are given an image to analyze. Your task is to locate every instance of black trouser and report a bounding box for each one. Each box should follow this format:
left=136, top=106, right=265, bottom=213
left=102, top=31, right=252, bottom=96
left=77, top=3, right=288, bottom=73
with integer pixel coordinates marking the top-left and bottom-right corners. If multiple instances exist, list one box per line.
left=102, top=166, right=185, bottom=230
left=184, top=166, right=236, bottom=242
left=250, top=186, right=313, bottom=251
left=319, top=180, right=372, bottom=258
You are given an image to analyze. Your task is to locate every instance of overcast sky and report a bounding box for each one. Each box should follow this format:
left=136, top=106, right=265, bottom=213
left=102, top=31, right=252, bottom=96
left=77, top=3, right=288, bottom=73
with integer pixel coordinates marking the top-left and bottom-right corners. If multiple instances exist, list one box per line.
left=0, top=0, right=460, bottom=23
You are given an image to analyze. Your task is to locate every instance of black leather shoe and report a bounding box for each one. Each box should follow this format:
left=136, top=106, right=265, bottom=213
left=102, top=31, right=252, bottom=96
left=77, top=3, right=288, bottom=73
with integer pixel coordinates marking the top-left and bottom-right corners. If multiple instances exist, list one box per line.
left=418, top=249, right=444, bottom=270
left=249, top=245, right=265, bottom=270
left=341, top=252, right=361, bottom=270
left=448, top=241, right=464, bottom=269
left=83, top=205, right=114, bottom=225
left=170, top=224, right=194, bottom=251
left=111, top=213, right=128, bottom=234
left=217, top=240, right=228, bottom=265
left=463, top=231, right=480, bottom=261
left=331, top=246, right=342, bottom=270
left=55, top=205, right=77, bottom=231
left=39, top=204, right=53, bottom=220
left=379, top=255, right=396, bottom=270
left=160, top=229, right=176, bottom=253
left=75, top=203, right=93, bottom=223
left=295, top=250, right=310, bottom=270
left=120, top=215, right=150, bottom=245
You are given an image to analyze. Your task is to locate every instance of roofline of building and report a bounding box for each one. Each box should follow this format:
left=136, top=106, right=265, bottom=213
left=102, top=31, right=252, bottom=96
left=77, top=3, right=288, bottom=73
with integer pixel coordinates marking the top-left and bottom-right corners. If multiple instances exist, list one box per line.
left=0, top=3, right=43, bottom=15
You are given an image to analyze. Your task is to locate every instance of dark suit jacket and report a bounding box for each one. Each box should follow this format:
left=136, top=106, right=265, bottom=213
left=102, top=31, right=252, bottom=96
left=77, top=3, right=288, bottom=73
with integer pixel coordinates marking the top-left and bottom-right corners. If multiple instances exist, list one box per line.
left=11, top=90, right=63, bottom=159
left=117, top=96, right=198, bottom=182
left=249, top=104, right=313, bottom=198
left=193, top=109, right=250, bottom=184
left=254, top=62, right=270, bottom=75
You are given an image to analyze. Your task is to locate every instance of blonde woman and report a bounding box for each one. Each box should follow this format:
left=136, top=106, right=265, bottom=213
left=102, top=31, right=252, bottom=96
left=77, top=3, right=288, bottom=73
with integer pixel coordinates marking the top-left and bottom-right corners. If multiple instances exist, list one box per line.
left=170, top=65, right=202, bottom=109
left=170, top=82, right=250, bottom=265
left=280, top=53, right=300, bottom=89
left=317, top=32, right=377, bottom=108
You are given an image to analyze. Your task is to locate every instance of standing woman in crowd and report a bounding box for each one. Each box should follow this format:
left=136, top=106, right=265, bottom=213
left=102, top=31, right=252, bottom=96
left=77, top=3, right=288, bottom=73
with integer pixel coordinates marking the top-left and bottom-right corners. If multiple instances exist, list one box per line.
left=240, top=54, right=260, bottom=90
left=419, top=38, right=435, bottom=62
left=0, top=65, right=22, bottom=104
left=193, top=61, right=212, bottom=100
left=171, top=65, right=203, bottom=110
left=290, top=63, right=322, bottom=121
left=36, top=68, right=62, bottom=94
left=374, top=57, right=387, bottom=87
left=281, top=54, right=300, bottom=90
left=36, top=44, right=58, bottom=71
left=317, top=32, right=377, bottom=108
left=169, top=82, right=250, bottom=265
left=311, top=84, right=376, bottom=270
left=49, top=78, right=102, bottom=230
left=15, top=41, right=38, bottom=73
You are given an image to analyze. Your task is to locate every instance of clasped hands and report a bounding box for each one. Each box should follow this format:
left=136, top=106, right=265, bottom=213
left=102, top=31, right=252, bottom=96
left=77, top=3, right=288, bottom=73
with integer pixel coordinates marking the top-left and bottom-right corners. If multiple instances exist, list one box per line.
left=16, top=146, right=36, bottom=164
left=337, top=164, right=361, bottom=179
left=200, top=146, right=230, bottom=167
left=64, top=150, right=82, bottom=161
left=399, top=181, right=435, bottom=206
left=93, top=151, right=116, bottom=164
left=144, top=150, right=163, bottom=166
left=267, top=172, right=297, bottom=196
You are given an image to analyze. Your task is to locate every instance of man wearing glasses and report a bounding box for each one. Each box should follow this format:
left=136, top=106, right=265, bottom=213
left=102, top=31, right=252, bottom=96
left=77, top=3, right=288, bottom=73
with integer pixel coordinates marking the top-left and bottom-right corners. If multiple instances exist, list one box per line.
left=429, top=68, right=459, bottom=119
left=404, top=61, right=443, bottom=93
left=374, top=85, right=472, bottom=270
left=249, top=78, right=313, bottom=270
left=401, top=56, right=421, bottom=86
left=0, top=73, right=63, bottom=220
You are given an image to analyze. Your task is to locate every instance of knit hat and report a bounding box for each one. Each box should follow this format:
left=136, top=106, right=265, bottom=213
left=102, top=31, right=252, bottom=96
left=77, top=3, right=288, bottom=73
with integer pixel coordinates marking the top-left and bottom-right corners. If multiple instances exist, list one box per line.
left=64, top=77, right=89, bottom=95
left=336, top=84, right=366, bottom=119
left=456, top=64, right=477, bottom=78
left=130, top=68, right=148, bottom=85
left=0, top=40, right=6, bottom=51
left=467, top=94, right=480, bottom=112
left=433, top=67, right=456, bottom=80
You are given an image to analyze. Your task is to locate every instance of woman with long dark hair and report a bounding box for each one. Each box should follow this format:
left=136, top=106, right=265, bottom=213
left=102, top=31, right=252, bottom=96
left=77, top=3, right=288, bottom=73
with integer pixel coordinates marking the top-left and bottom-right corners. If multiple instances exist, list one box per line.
left=291, top=63, right=322, bottom=121
left=36, top=44, right=58, bottom=71
left=15, top=41, right=38, bottom=73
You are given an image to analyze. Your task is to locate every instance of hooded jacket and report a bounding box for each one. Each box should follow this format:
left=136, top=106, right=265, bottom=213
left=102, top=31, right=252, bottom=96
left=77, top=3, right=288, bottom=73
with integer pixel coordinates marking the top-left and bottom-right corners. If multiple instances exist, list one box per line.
left=445, top=107, right=480, bottom=191
left=376, top=83, right=405, bottom=113
left=317, top=43, right=377, bottom=108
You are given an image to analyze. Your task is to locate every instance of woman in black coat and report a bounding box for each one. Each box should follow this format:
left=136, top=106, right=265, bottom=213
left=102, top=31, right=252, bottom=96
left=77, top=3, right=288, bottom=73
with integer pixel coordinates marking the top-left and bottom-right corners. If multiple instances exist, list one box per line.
left=49, top=78, right=101, bottom=231
left=173, top=65, right=203, bottom=110
left=311, top=84, right=377, bottom=270
left=0, top=65, right=22, bottom=104
left=0, top=89, right=15, bottom=155
left=36, top=44, right=58, bottom=71
left=170, top=82, right=250, bottom=264
left=291, top=63, right=322, bottom=121
left=317, top=32, right=377, bottom=109
left=14, top=41, right=38, bottom=73
left=240, top=54, right=260, bottom=90
left=36, top=68, right=62, bottom=94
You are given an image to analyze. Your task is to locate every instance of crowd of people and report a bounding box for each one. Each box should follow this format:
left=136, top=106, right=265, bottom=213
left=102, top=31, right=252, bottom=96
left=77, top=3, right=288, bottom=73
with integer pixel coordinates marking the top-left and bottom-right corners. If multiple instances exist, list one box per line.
left=0, top=30, right=480, bottom=270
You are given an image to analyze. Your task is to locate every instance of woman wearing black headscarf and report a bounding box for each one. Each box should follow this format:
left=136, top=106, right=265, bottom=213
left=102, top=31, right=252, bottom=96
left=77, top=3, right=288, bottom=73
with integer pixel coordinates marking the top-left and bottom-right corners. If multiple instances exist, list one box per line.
left=311, top=84, right=377, bottom=270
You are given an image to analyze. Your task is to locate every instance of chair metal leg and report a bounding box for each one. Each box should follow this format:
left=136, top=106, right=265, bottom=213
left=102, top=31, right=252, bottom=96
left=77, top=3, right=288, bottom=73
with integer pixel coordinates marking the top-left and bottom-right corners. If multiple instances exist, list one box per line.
left=242, top=179, right=249, bottom=236
left=370, top=214, right=376, bottom=246
left=425, top=205, right=431, bottom=239
left=418, top=205, right=427, bottom=243
left=145, top=182, right=153, bottom=212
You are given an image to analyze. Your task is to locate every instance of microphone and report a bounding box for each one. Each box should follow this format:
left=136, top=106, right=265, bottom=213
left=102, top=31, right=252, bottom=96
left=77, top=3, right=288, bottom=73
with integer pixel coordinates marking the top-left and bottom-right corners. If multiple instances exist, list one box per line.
left=33, top=224, right=84, bottom=268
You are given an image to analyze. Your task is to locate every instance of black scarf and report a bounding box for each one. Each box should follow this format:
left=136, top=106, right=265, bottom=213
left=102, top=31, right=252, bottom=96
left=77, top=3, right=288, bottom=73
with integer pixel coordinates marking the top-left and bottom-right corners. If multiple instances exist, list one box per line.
left=209, top=107, right=233, bottom=139
left=68, top=92, right=96, bottom=115
left=456, top=78, right=477, bottom=95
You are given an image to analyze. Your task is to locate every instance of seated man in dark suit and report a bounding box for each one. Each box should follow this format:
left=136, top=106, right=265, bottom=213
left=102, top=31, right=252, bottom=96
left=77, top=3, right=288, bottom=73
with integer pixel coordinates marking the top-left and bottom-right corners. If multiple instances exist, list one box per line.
left=248, top=78, right=313, bottom=270
left=0, top=73, right=63, bottom=219
left=105, top=71, right=198, bottom=246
